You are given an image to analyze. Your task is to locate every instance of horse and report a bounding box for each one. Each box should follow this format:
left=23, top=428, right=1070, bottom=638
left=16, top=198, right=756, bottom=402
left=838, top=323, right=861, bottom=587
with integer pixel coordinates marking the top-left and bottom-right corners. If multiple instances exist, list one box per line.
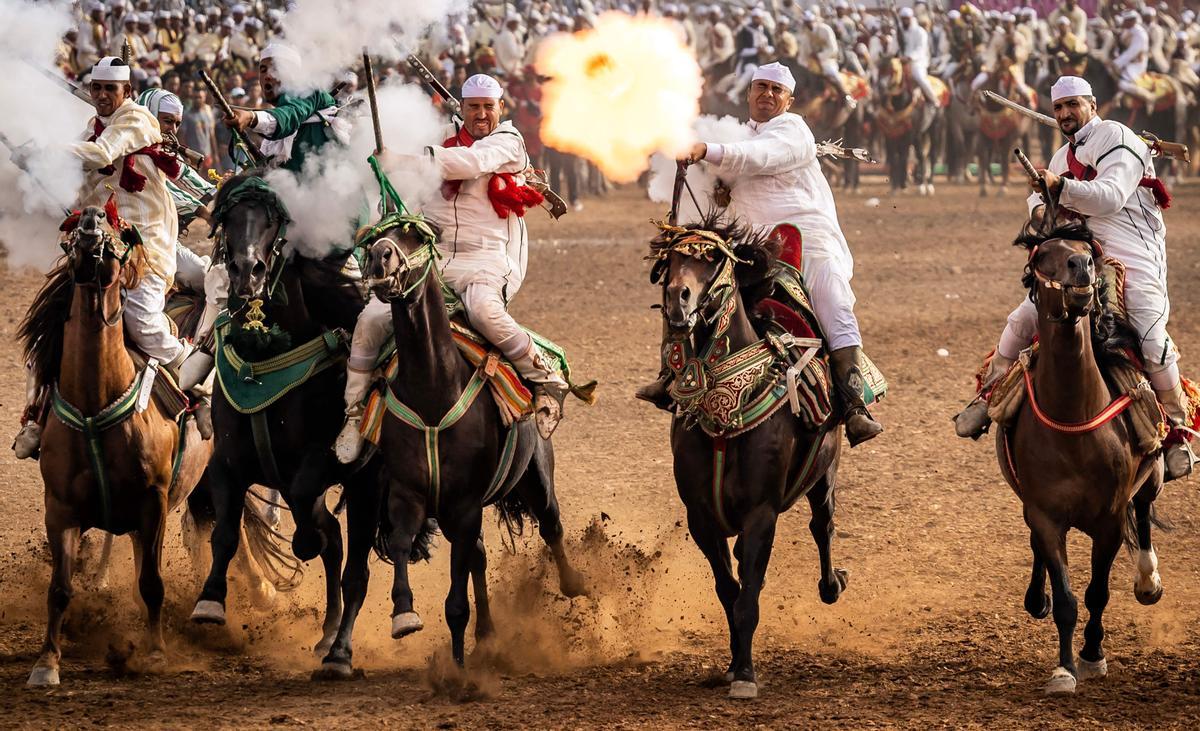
left=791, top=64, right=871, bottom=192
left=650, top=215, right=848, bottom=699
left=189, top=172, right=386, bottom=676
left=361, top=214, right=587, bottom=666
left=944, top=56, right=985, bottom=184
left=997, top=223, right=1166, bottom=695
left=22, top=206, right=213, bottom=686
left=972, top=67, right=1036, bottom=196
left=873, top=56, right=945, bottom=195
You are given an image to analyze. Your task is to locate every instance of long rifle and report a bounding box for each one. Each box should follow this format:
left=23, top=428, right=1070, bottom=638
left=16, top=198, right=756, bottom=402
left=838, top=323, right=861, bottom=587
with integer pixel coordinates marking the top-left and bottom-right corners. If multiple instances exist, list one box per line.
left=406, top=54, right=462, bottom=122
left=362, top=50, right=383, bottom=156
left=0, top=131, right=72, bottom=216
left=24, top=60, right=94, bottom=106
left=199, top=68, right=268, bottom=168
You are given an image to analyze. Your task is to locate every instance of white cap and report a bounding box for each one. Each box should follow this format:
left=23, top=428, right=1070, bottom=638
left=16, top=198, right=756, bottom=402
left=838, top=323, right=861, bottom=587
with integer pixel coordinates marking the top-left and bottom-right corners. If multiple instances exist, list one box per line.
left=899, top=7, right=914, bottom=19
left=1120, top=10, right=1139, bottom=22
left=91, top=56, right=130, bottom=82
left=802, top=10, right=815, bottom=21
left=1142, top=7, right=1156, bottom=17
left=232, top=3, right=247, bottom=14
left=1056, top=16, right=1069, bottom=26
left=221, top=18, right=235, bottom=28
left=138, top=88, right=183, bottom=117
left=461, top=73, right=503, bottom=99
left=87, top=0, right=104, bottom=13
left=751, top=61, right=796, bottom=92
left=261, top=43, right=302, bottom=69
left=230, top=87, right=247, bottom=98
left=1051, top=75, right=1093, bottom=102
left=1001, top=12, right=1015, bottom=23
left=948, top=9, right=960, bottom=19
left=137, top=12, right=151, bottom=23
left=834, top=0, right=849, bottom=9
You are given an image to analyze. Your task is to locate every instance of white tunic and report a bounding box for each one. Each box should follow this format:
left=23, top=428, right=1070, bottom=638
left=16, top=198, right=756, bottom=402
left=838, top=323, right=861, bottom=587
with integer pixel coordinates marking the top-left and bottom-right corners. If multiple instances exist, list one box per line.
left=705, top=112, right=853, bottom=274
left=1115, top=23, right=1150, bottom=81
left=421, top=121, right=530, bottom=293
left=70, top=99, right=178, bottom=285
left=1026, top=117, right=1166, bottom=287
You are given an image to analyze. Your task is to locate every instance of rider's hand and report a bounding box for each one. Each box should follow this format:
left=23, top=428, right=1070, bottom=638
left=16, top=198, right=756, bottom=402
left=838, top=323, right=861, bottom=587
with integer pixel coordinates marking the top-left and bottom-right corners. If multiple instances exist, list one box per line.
left=679, top=142, right=707, bottom=164
left=224, top=109, right=257, bottom=131
left=1031, top=168, right=1063, bottom=197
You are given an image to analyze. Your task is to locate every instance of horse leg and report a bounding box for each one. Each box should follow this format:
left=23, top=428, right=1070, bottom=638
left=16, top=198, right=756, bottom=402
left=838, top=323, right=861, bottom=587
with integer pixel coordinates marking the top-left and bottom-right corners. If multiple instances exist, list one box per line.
left=1078, top=522, right=1122, bottom=680
left=386, top=480, right=428, bottom=640
left=978, top=138, right=988, bottom=197
left=1024, top=529, right=1051, bottom=619
left=1132, top=476, right=1164, bottom=605
left=317, top=472, right=382, bottom=679
left=686, top=509, right=739, bottom=684
left=807, top=475, right=848, bottom=604
left=444, top=512, right=482, bottom=666
left=28, top=513, right=79, bottom=687
left=192, top=460, right=248, bottom=625
left=469, top=535, right=495, bottom=643
left=135, top=492, right=169, bottom=672
left=183, top=479, right=215, bottom=585
left=522, top=445, right=587, bottom=597
left=1027, top=508, right=1078, bottom=694
left=728, top=506, right=779, bottom=700
left=311, top=496, right=344, bottom=658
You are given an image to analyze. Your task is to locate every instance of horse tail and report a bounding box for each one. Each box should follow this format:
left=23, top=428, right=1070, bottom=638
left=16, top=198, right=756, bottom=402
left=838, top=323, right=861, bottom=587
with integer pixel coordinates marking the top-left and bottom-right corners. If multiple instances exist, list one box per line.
left=1123, top=498, right=1173, bottom=553
left=241, top=493, right=304, bottom=592
left=371, top=494, right=439, bottom=565
left=494, top=488, right=537, bottom=553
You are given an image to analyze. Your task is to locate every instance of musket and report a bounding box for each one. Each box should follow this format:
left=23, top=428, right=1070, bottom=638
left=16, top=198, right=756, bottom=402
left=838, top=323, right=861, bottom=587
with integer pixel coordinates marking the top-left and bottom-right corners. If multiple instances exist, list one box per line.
left=405, top=54, right=569, bottom=219
left=982, top=90, right=1190, bottom=162
left=198, top=68, right=267, bottom=168
left=816, top=138, right=876, bottom=164
left=24, top=60, right=95, bottom=106
left=0, top=131, right=72, bottom=216
left=1014, top=147, right=1056, bottom=231
left=362, top=50, right=383, bottom=156
left=668, top=160, right=688, bottom=226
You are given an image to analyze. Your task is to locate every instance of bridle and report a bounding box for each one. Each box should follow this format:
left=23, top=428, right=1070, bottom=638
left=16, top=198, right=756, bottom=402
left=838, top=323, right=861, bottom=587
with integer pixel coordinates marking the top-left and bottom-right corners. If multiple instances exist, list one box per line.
left=61, top=210, right=140, bottom=328
left=650, top=225, right=747, bottom=341
left=209, top=176, right=290, bottom=309
left=1026, top=239, right=1103, bottom=323
left=359, top=213, right=441, bottom=303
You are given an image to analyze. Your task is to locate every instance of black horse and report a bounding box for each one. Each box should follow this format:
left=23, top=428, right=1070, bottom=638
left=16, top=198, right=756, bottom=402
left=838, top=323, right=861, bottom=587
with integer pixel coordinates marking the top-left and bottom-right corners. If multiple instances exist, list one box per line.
left=189, top=173, right=385, bottom=676
left=361, top=215, right=587, bottom=665
left=874, top=56, right=944, bottom=195
left=650, top=216, right=848, bottom=699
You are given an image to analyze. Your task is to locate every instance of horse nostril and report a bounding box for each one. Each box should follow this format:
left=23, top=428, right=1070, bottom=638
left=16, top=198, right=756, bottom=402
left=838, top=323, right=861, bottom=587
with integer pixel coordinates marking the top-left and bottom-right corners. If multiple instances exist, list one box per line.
left=252, top=261, right=266, bottom=278
left=681, top=286, right=691, bottom=303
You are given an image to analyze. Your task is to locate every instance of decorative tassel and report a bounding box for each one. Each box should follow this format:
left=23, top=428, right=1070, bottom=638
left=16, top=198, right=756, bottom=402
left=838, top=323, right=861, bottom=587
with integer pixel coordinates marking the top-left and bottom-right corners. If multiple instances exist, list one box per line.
left=1139, top=176, right=1172, bottom=210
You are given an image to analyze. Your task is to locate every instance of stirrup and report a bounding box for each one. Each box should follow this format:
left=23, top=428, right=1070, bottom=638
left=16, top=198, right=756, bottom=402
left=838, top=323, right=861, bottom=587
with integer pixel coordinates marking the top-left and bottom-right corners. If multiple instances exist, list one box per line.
left=1164, top=440, right=1197, bottom=482
left=953, top=398, right=992, bottom=440
left=334, top=414, right=364, bottom=464
left=534, top=383, right=567, bottom=440
left=12, top=422, right=41, bottom=461
left=844, top=407, right=882, bottom=447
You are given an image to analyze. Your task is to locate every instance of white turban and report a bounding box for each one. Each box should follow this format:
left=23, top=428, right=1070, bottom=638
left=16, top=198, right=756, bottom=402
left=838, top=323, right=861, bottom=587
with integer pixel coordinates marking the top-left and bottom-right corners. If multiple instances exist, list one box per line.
left=802, top=10, right=815, bottom=21
left=91, top=57, right=130, bottom=82
left=899, top=7, right=914, bottom=19
left=1050, top=75, right=1093, bottom=102
left=752, top=62, right=796, bottom=93
left=462, top=73, right=503, bottom=99
left=261, top=43, right=302, bottom=69
left=138, top=88, right=183, bottom=118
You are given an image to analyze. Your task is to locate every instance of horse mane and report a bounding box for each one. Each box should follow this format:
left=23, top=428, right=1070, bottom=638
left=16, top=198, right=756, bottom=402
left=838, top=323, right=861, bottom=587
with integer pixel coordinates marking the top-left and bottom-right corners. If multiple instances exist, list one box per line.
left=1013, top=221, right=1140, bottom=365
left=650, top=210, right=781, bottom=309
left=294, top=250, right=368, bottom=332
left=18, top=258, right=73, bottom=387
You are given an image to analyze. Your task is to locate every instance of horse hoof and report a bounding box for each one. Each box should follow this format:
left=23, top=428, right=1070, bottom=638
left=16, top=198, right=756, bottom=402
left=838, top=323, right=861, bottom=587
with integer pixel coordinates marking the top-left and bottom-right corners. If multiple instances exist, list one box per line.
left=918, top=183, right=929, bottom=196
left=1025, top=591, right=1052, bottom=620
left=314, top=634, right=337, bottom=658
left=818, top=568, right=850, bottom=604
left=996, top=185, right=1006, bottom=197
left=1044, top=666, right=1077, bottom=695
left=1135, top=580, right=1164, bottom=606
left=311, top=660, right=356, bottom=681
left=27, top=666, right=60, bottom=687
left=142, top=650, right=168, bottom=674
left=729, top=680, right=758, bottom=699
left=291, top=529, right=323, bottom=562
left=250, top=581, right=277, bottom=610
left=1076, top=656, right=1107, bottom=681
left=560, top=569, right=590, bottom=598
left=190, top=599, right=226, bottom=625
left=391, top=612, right=424, bottom=639
left=927, top=184, right=935, bottom=196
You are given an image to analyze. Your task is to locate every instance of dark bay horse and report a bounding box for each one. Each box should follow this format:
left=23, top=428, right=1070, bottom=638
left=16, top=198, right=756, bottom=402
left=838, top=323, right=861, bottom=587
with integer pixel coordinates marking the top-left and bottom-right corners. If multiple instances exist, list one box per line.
left=650, top=217, right=847, bottom=699
left=999, top=223, right=1165, bottom=695
left=360, top=215, right=586, bottom=667
left=873, top=57, right=944, bottom=195
left=23, top=206, right=212, bottom=686
left=973, top=69, right=1035, bottom=196
left=190, top=173, right=385, bottom=673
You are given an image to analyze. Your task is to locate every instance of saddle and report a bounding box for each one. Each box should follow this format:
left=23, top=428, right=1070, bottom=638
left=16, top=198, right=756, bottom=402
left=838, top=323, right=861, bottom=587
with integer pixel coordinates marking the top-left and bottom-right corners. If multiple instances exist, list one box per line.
left=1127, top=72, right=1177, bottom=113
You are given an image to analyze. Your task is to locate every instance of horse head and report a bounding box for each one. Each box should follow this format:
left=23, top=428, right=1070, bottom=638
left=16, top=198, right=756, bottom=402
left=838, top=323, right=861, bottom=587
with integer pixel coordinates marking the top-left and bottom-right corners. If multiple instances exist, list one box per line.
left=210, top=173, right=289, bottom=303
left=1016, top=223, right=1102, bottom=323
left=649, top=216, right=778, bottom=336
left=360, top=214, right=442, bottom=305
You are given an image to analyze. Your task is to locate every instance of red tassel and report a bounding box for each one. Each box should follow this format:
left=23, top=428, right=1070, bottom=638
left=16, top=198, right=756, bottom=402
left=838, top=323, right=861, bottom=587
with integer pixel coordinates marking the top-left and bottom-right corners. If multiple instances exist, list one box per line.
left=104, top=193, right=120, bottom=228
left=59, top=211, right=81, bottom=232
left=487, top=173, right=544, bottom=218
left=1139, top=176, right=1171, bottom=210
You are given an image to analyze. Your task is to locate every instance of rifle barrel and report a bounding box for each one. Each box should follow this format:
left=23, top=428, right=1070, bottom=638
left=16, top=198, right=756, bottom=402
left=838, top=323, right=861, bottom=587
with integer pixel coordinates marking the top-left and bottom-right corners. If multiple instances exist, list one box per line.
left=198, top=69, right=266, bottom=167
left=362, top=51, right=383, bottom=155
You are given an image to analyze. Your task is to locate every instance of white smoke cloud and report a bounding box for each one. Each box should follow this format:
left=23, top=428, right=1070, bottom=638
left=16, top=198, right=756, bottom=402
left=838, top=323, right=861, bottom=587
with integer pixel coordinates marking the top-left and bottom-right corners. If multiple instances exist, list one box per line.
left=267, top=83, right=446, bottom=259
left=274, top=0, right=469, bottom=93
left=0, top=0, right=91, bottom=271
left=647, top=114, right=750, bottom=223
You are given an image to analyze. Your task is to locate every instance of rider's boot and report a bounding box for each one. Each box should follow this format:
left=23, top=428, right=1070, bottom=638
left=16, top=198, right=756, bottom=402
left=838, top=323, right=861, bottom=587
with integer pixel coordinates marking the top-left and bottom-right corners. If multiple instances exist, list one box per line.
left=511, top=344, right=569, bottom=440
left=829, top=346, right=884, bottom=447
left=177, top=348, right=214, bottom=391
left=334, top=368, right=373, bottom=464
left=179, top=289, right=223, bottom=392
left=635, top=365, right=674, bottom=410
left=12, top=366, right=41, bottom=460
left=1156, top=383, right=1196, bottom=481
left=953, top=353, right=1014, bottom=439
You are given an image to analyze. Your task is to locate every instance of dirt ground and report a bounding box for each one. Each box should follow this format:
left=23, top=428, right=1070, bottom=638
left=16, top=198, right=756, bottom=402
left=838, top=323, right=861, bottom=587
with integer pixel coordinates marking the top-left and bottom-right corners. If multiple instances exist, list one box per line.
left=2, top=180, right=1200, bottom=729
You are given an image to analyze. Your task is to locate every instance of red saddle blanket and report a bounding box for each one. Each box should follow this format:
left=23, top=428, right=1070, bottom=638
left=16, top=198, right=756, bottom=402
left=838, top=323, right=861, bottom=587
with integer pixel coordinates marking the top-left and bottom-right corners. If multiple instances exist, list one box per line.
left=755, top=224, right=820, bottom=341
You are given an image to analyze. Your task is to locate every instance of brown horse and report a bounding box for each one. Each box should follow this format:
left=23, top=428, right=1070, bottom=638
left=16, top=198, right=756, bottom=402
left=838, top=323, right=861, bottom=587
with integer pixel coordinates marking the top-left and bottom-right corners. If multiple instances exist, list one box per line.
left=23, top=206, right=212, bottom=686
left=998, top=223, right=1165, bottom=695
left=973, top=68, right=1035, bottom=196
left=873, top=56, right=945, bottom=196
left=651, top=217, right=847, bottom=699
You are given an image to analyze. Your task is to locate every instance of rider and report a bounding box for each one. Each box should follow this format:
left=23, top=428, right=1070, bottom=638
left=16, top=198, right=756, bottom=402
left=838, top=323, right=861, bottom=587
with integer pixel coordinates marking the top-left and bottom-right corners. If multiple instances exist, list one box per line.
left=898, top=7, right=940, bottom=110
left=639, top=62, right=884, bottom=447
left=333, top=73, right=569, bottom=463
left=954, top=75, right=1192, bottom=480
left=1113, top=11, right=1155, bottom=106
left=14, top=57, right=209, bottom=458
left=801, top=10, right=857, bottom=109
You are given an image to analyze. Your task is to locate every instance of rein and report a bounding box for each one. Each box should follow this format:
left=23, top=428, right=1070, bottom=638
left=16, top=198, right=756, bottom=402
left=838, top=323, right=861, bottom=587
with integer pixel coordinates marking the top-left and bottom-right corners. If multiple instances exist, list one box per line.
left=1022, top=367, right=1135, bottom=434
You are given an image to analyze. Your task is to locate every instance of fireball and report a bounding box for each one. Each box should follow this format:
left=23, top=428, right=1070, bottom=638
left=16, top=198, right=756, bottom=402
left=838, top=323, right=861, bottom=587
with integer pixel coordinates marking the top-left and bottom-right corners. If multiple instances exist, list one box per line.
left=535, top=12, right=703, bottom=183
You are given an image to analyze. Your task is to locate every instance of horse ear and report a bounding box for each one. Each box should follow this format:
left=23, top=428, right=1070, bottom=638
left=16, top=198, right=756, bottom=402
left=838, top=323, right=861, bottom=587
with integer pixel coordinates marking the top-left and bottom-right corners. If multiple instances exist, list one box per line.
left=649, top=258, right=667, bottom=285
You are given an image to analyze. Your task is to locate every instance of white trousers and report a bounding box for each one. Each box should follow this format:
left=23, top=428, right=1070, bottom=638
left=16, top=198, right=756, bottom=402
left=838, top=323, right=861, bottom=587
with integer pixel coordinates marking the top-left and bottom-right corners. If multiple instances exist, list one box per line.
left=125, top=273, right=186, bottom=363
left=803, top=251, right=862, bottom=352
left=175, top=245, right=210, bottom=292
left=997, top=283, right=1178, bottom=389
left=909, top=62, right=938, bottom=104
